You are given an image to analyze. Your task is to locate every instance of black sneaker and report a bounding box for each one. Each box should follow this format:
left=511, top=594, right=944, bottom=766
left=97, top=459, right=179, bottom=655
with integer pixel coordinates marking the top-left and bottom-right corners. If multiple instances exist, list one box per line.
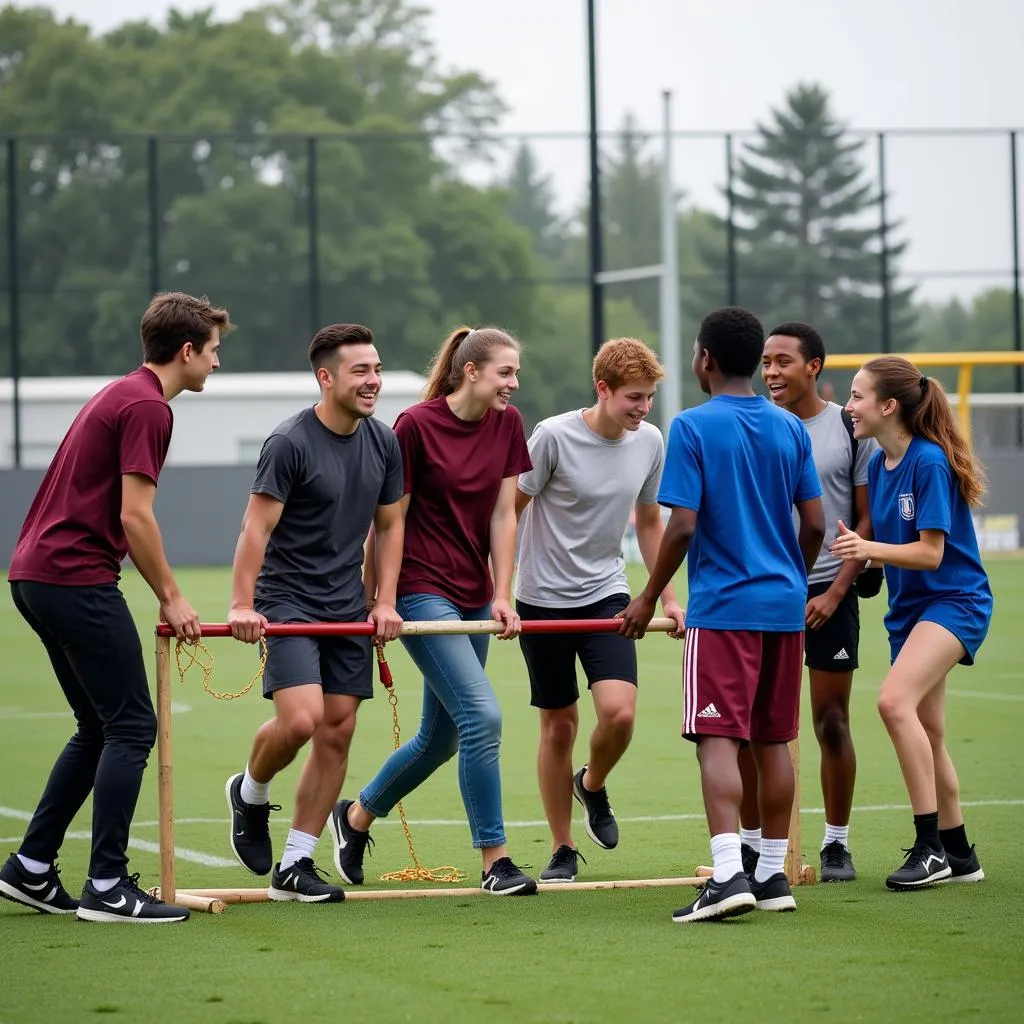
left=940, top=845, right=985, bottom=884
left=480, top=857, right=538, bottom=896
left=539, top=845, right=585, bottom=883
left=225, top=773, right=277, bottom=876
left=0, top=853, right=78, bottom=914
left=672, top=871, right=756, bottom=923
left=573, top=766, right=618, bottom=850
left=329, top=799, right=374, bottom=885
left=268, top=858, right=345, bottom=903
left=749, top=871, right=797, bottom=911
left=820, top=840, right=856, bottom=882
left=741, top=843, right=760, bottom=877
left=885, top=843, right=951, bottom=891
left=77, top=874, right=189, bottom=923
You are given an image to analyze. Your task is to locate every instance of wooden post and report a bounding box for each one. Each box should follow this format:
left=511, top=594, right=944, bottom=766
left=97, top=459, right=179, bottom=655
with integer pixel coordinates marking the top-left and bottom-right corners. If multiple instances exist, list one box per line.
left=155, top=633, right=175, bottom=905
left=785, top=737, right=801, bottom=886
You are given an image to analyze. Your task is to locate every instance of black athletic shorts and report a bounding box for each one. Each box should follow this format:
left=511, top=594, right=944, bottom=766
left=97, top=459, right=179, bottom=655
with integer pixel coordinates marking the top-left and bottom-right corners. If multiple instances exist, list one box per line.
left=516, top=593, right=637, bottom=710
left=804, top=580, right=860, bottom=672
left=256, top=601, right=373, bottom=700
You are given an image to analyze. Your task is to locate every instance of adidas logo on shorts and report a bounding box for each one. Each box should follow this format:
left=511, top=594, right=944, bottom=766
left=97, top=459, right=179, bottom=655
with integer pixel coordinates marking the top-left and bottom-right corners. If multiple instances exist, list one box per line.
left=833, top=648, right=850, bottom=661
left=697, top=703, right=722, bottom=719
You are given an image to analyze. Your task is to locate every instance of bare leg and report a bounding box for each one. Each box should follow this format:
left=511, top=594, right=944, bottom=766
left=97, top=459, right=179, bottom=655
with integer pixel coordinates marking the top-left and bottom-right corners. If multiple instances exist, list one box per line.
left=810, top=668, right=856, bottom=827
left=537, top=705, right=579, bottom=852
left=247, top=684, right=324, bottom=783
left=583, top=680, right=636, bottom=791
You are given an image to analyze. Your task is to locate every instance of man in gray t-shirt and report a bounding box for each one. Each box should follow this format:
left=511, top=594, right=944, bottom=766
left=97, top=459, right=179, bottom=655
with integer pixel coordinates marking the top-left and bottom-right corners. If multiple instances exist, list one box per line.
left=514, top=339, right=685, bottom=884
left=224, top=324, right=405, bottom=903
left=745, top=322, right=878, bottom=884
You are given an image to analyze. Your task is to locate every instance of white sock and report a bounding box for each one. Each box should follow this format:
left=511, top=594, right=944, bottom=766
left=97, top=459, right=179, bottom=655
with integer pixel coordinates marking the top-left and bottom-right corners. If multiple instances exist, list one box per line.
left=279, top=829, right=318, bottom=871
left=754, top=838, right=789, bottom=883
left=823, top=823, right=850, bottom=850
left=739, top=827, right=762, bottom=853
left=240, top=768, right=270, bottom=806
left=710, top=832, right=743, bottom=883
left=17, top=854, right=49, bottom=874
left=90, top=877, right=120, bottom=893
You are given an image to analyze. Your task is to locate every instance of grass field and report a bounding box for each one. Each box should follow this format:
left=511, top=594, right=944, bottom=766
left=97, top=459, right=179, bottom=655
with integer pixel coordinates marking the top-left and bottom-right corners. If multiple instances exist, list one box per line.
left=1, top=562, right=1022, bottom=1024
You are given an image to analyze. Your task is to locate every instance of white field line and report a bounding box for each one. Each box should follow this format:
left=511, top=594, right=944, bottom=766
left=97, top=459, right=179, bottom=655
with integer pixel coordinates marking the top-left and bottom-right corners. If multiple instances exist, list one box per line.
left=0, top=807, right=235, bottom=868
left=0, top=703, right=192, bottom=720
left=850, top=685, right=1024, bottom=703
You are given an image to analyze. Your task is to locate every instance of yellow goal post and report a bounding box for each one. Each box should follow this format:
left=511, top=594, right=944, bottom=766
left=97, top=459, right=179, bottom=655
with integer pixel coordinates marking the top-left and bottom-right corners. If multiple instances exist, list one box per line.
left=824, top=351, right=1024, bottom=445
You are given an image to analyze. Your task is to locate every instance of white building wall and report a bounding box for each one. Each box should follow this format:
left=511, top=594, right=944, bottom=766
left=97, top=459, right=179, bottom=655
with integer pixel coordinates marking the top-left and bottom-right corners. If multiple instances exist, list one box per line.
left=0, top=371, right=426, bottom=468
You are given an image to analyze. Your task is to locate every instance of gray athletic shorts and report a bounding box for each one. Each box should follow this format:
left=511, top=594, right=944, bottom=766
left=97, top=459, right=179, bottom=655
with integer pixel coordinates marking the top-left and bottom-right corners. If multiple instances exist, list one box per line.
left=255, top=601, right=373, bottom=700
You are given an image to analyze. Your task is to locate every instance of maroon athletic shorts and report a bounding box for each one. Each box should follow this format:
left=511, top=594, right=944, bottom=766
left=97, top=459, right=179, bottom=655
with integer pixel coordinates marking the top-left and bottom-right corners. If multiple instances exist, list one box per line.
left=681, top=627, right=804, bottom=743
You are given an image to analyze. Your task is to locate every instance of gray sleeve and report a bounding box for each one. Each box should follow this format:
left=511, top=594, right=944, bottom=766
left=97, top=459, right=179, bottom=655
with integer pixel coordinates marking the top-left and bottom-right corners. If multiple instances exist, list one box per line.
left=517, top=422, right=556, bottom=496
left=854, top=435, right=878, bottom=486
left=251, top=433, right=299, bottom=503
left=637, top=430, right=666, bottom=505
left=379, top=431, right=405, bottom=506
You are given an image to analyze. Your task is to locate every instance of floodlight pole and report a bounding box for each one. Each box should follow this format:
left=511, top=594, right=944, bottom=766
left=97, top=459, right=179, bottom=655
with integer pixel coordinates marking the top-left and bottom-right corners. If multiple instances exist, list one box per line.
left=586, top=0, right=605, bottom=356
left=659, top=90, right=682, bottom=430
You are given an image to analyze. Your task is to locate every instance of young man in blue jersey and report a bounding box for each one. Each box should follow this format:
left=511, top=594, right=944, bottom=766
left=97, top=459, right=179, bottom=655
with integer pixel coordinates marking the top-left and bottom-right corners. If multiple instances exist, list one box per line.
left=620, top=307, right=825, bottom=923
left=833, top=357, right=990, bottom=890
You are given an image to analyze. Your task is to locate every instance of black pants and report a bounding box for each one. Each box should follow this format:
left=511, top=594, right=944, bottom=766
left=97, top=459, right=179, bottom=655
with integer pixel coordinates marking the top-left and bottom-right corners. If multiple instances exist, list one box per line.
left=10, top=581, right=157, bottom=879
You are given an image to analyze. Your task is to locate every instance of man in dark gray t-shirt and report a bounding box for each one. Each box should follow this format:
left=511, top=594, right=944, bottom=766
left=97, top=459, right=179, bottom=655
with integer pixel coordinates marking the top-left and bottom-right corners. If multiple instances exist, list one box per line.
left=223, top=324, right=405, bottom=903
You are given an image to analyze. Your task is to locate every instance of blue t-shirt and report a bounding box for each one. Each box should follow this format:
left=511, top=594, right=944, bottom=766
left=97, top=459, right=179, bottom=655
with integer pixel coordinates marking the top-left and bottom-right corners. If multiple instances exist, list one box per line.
left=658, top=395, right=822, bottom=631
left=867, top=437, right=993, bottom=640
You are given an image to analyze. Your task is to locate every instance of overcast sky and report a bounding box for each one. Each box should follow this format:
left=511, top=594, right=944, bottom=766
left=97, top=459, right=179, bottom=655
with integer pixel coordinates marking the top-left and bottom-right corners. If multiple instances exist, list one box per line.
left=35, top=0, right=1024, bottom=301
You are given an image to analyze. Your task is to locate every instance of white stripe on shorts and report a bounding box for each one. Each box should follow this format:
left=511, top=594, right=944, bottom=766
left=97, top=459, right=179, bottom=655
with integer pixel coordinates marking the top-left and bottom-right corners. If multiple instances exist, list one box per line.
left=683, top=626, right=700, bottom=735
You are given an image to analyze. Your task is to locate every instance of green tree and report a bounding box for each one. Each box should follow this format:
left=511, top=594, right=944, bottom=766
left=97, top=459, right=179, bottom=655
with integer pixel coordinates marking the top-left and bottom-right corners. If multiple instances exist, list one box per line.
left=503, top=141, right=565, bottom=265
left=0, top=0, right=542, bottom=378
left=700, top=83, right=915, bottom=352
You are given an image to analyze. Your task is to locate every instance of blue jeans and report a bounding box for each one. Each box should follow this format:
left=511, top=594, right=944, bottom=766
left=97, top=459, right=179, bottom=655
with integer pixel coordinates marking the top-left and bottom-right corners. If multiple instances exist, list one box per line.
left=359, top=593, right=507, bottom=849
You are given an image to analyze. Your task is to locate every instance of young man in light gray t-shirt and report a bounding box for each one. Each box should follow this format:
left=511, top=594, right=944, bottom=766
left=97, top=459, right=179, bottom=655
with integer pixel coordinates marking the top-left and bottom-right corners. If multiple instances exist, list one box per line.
left=747, top=322, right=878, bottom=883
left=514, top=339, right=685, bottom=883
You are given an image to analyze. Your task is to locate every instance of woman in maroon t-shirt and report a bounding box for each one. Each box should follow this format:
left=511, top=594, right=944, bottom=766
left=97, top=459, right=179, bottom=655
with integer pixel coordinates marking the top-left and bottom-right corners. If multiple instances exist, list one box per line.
left=333, top=327, right=538, bottom=894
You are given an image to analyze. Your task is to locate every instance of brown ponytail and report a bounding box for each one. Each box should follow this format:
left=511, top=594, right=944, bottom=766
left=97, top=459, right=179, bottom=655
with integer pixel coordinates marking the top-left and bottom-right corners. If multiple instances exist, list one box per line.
left=862, top=356, right=987, bottom=507
left=422, top=325, right=521, bottom=401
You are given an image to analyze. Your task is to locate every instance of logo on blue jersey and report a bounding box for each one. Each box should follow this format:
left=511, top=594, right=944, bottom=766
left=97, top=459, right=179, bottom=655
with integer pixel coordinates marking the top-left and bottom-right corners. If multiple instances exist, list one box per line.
left=899, top=492, right=915, bottom=521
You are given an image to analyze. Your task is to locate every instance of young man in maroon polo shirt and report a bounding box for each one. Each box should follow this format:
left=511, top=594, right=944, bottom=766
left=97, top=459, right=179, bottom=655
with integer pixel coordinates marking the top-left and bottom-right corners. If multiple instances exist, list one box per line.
left=1, top=292, right=230, bottom=924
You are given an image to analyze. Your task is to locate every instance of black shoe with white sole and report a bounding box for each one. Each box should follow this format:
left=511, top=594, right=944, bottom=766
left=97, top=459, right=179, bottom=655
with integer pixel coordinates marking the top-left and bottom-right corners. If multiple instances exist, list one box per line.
left=0, top=853, right=78, bottom=914
left=539, top=845, right=585, bottom=883
left=820, top=841, right=857, bottom=882
left=77, top=874, right=189, bottom=923
left=225, top=773, right=277, bottom=876
left=741, top=843, right=760, bottom=878
left=268, top=858, right=345, bottom=903
left=329, top=799, right=373, bottom=885
left=941, top=845, right=985, bottom=884
left=885, top=843, right=951, bottom=890
left=480, top=857, right=538, bottom=895
left=672, top=871, right=756, bottom=923
left=573, top=766, right=618, bottom=850
left=749, top=871, right=797, bottom=911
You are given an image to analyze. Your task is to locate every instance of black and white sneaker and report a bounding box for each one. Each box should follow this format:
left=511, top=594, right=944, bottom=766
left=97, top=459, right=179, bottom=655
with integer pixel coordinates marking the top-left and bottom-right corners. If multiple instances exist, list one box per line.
left=77, top=874, right=189, bottom=923
left=480, top=857, right=538, bottom=896
left=741, top=843, right=760, bottom=878
left=225, top=773, right=277, bottom=876
left=749, top=872, right=797, bottom=911
left=539, top=845, right=585, bottom=883
left=268, top=858, right=345, bottom=903
left=329, top=799, right=374, bottom=885
left=885, top=843, right=951, bottom=890
left=573, top=766, right=618, bottom=850
left=940, top=845, right=985, bottom=884
left=672, top=871, right=756, bottom=923
left=820, top=841, right=856, bottom=882
left=0, top=853, right=78, bottom=914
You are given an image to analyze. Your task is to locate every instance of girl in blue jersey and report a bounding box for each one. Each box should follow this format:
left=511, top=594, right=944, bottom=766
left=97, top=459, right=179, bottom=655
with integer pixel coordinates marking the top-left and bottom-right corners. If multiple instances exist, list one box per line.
left=832, top=356, right=991, bottom=892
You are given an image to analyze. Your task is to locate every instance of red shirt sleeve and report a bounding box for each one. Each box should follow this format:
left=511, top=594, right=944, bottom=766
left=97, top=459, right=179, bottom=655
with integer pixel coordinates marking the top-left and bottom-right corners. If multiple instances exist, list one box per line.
left=119, top=399, right=173, bottom=484
left=394, top=411, right=419, bottom=494
left=503, top=407, right=533, bottom=478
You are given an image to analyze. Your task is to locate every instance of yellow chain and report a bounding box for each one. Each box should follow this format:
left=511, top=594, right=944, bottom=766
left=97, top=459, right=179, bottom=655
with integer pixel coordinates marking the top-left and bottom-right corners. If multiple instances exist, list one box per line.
left=174, top=637, right=267, bottom=700
left=377, top=650, right=465, bottom=884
